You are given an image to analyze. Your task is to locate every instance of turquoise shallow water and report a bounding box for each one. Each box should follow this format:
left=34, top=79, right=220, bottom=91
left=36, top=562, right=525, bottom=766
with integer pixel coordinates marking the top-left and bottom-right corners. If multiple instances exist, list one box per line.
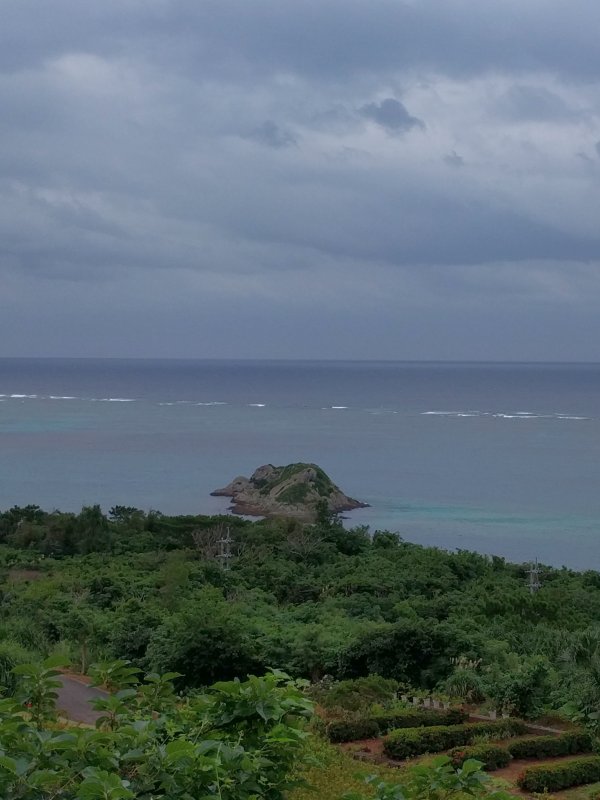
left=1, top=359, right=600, bottom=570
left=348, top=500, right=600, bottom=570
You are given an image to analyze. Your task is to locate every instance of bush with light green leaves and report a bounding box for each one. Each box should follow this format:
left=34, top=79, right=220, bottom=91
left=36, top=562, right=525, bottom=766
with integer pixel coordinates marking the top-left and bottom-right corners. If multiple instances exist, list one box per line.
left=345, top=755, right=513, bottom=800
left=0, top=657, right=313, bottom=799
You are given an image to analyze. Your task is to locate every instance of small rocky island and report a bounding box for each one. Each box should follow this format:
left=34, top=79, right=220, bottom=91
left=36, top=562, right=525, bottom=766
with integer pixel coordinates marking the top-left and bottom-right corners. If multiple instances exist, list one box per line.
left=211, top=463, right=368, bottom=521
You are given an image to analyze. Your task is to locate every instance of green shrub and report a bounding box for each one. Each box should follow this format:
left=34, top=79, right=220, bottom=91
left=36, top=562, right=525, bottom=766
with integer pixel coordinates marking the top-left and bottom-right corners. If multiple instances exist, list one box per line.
left=326, top=718, right=380, bottom=743
left=517, top=756, right=600, bottom=792
left=448, top=744, right=511, bottom=771
left=0, top=639, right=36, bottom=694
left=373, top=707, right=468, bottom=735
left=444, top=668, right=486, bottom=703
left=277, top=484, right=310, bottom=504
left=0, top=661, right=314, bottom=800
left=508, top=731, right=593, bottom=760
left=484, top=655, right=551, bottom=719
left=326, top=707, right=468, bottom=743
left=383, top=719, right=527, bottom=760
left=313, top=675, right=399, bottom=711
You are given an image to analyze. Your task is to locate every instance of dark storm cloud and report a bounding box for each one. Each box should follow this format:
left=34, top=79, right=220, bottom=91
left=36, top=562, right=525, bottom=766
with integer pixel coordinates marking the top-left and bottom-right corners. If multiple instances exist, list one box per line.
left=359, top=98, right=424, bottom=133
left=1, top=0, right=600, bottom=359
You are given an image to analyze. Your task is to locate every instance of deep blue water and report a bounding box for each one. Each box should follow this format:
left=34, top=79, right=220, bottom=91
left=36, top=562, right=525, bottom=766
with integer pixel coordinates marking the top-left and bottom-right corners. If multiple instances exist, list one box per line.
left=1, top=358, right=600, bottom=569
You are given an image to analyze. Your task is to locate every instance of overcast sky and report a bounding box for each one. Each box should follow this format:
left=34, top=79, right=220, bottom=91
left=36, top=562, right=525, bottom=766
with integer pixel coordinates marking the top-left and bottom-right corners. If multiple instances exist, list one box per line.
left=2, top=0, right=600, bottom=360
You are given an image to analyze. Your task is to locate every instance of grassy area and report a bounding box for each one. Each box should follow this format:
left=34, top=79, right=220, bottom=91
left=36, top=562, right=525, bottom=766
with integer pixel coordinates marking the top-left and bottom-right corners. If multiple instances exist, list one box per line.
left=277, top=483, right=311, bottom=504
left=487, top=775, right=519, bottom=793
left=289, top=736, right=400, bottom=800
left=555, top=782, right=600, bottom=800
left=288, top=737, right=525, bottom=800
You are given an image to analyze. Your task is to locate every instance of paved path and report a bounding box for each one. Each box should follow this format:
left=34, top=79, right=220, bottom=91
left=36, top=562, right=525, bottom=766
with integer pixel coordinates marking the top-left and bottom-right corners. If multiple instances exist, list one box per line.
left=56, top=675, right=107, bottom=725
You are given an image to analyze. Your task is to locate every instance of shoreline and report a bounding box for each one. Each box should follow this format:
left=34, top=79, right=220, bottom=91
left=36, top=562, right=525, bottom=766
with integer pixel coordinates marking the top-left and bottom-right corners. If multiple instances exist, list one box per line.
left=215, top=497, right=370, bottom=521
left=1, top=497, right=597, bottom=573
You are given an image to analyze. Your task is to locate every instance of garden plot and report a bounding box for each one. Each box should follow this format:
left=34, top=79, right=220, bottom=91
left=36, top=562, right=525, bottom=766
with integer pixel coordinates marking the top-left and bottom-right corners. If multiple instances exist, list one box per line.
left=333, top=715, right=600, bottom=797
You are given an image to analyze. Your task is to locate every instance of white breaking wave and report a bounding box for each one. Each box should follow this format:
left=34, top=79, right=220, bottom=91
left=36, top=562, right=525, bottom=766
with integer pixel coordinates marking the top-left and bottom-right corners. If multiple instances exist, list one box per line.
left=555, top=414, right=589, bottom=420
left=174, top=400, right=227, bottom=405
left=421, top=411, right=481, bottom=417
left=422, top=409, right=590, bottom=421
left=492, top=413, right=543, bottom=419
left=248, top=403, right=266, bottom=407
left=154, top=400, right=229, bottom=406
left=49, top=395, right=77, bottom=400
left=10, top=394, right=38, bottom=399
left=331, top=406, right=348, bottom=409
left=92, top=398, right=136, bottom=402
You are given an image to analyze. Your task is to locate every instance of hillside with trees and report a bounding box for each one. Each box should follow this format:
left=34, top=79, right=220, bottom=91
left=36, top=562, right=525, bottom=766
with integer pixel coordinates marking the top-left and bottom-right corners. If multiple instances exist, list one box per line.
left=0, top=502, right=599, bottom=725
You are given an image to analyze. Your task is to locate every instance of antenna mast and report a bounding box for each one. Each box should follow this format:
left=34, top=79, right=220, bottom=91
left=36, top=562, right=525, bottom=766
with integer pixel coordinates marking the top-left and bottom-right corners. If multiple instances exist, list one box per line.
left=527, top=559, right=541, bottom=594
left=217, top=527, right=233, bottom=571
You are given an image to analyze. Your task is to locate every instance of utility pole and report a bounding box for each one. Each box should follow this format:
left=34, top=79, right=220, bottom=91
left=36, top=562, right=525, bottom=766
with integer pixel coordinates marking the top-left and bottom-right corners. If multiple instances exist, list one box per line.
left=527, top=559, right=541, bottom=594
left=217, top=527, right=233, bottom=571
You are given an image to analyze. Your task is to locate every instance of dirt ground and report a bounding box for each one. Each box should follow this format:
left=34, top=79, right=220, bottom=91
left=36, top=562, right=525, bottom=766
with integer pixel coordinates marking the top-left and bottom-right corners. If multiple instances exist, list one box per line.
left=340, top=737, right=387, bottom=762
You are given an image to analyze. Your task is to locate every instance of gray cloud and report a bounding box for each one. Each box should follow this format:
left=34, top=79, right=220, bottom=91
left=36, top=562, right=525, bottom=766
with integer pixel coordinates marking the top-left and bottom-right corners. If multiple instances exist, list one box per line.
left=247, top=121, right=298, bottom=148
left=495, top=85, right=579, bottom=122
left=443, top=151, right=464, bottom=167
left=359, top=98, right=424, bottom=133
left=4, top=1, right=600, bottom=82
left=1, top=0, right=600, bottom=359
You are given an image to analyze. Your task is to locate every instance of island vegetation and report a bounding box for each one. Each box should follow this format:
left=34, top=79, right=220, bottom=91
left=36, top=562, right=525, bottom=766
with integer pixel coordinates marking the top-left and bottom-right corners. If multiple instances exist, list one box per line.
left=211, top=462, right=367, bottom=520
left=2, top=502, right=600, bottom=797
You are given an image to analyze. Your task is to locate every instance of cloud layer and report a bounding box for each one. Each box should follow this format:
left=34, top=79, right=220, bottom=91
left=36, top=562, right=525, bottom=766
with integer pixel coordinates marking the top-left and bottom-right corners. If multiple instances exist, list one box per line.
left=2, top=0, right=600, bottom=359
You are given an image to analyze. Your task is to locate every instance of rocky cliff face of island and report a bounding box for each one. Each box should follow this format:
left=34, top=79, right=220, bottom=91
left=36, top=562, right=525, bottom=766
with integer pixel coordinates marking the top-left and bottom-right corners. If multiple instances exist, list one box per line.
left=211, top=463, right=368, bottom=521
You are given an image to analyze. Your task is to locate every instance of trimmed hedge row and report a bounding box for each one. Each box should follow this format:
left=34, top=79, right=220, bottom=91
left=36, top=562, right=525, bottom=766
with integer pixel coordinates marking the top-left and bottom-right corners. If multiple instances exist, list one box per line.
left=383, top=719, right=527, bottom=760
left=326, top=707, right=467, bottom=743
left=447, top=731, right=593, bottom=771
left=508, top=731, right=592, bottom=760
left=517, top=756, right=600, bottom=792
left=326, top=718, right=380, bottom=743
left=448, top=744, right=512, bottom=771
left=375, top=708, right=467, bottom=734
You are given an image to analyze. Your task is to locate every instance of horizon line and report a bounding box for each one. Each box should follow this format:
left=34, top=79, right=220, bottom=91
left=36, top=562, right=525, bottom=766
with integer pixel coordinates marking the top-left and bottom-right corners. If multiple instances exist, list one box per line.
left=1, top=356, right=600, bottom=366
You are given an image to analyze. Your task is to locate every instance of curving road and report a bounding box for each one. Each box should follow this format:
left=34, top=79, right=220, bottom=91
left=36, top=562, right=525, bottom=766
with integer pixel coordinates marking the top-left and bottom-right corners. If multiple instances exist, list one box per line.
left=56, top=675, right=107, bottom=724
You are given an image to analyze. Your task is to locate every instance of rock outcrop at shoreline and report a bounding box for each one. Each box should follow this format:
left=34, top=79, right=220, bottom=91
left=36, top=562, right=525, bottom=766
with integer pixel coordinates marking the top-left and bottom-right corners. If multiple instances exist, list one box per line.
left=211, top=463, right=368, bottom=521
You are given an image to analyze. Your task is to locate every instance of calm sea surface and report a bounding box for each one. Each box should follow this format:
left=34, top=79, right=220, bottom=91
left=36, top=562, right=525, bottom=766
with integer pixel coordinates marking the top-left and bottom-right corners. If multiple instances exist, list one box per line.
left=1, top=359, right=599, bottom=570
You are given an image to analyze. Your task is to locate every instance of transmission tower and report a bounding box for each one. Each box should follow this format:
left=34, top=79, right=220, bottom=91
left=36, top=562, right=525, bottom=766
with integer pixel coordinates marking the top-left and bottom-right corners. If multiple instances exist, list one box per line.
left=527, top=559, right=541, bottom=594
left=217, top=527, right=234, bottom=571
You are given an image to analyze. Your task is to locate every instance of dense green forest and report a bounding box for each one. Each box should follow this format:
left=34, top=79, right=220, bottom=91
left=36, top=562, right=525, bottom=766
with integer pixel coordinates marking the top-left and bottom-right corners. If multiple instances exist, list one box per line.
left=1, top=502, right=600, bottom=723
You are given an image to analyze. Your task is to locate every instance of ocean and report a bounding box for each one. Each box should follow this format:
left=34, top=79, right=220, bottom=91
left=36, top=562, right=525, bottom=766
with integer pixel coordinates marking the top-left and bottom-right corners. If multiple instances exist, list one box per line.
left=1, top=358, right=599, bottom=570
